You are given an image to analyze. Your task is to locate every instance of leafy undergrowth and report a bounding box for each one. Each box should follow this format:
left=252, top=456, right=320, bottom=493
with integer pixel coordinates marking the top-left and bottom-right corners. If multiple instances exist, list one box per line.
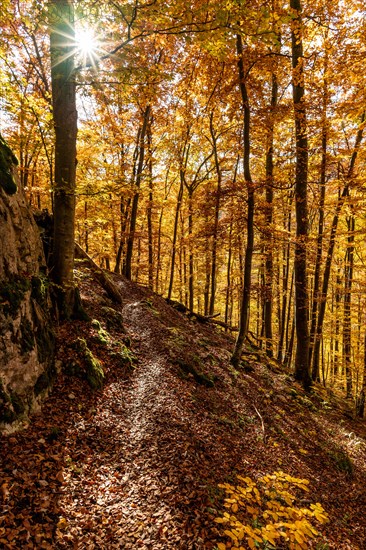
left=1, top=265, right=366, bottom=549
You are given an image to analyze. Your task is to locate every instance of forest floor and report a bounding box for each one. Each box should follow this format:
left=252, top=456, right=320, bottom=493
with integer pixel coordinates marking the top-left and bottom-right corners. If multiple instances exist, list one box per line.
left=1, top=262, right=366, bottom=549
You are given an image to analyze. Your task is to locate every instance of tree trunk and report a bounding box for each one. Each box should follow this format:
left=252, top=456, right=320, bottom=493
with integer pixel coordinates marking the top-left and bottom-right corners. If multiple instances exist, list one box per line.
left=277, top=201, right=292, bottom=362
left=208, top=111, right=222, bottom=316
left=310, top=64, right=328, bottom=379
left=188, top=186, right=194, bottom=312
left=290, top=0, right=311, bottom=389
left=167, top=177, right=184, bottom=300
left=124, top=104, right=151, bottom=280
left=146, top=119, right=154, bottom=289
left=49, top=0, right=78, bottom=318
left=231, top=33, right=255, bottom=368
left=263, top=71, right=278, bottom=358
left=343, top=213, right=354, bottom=399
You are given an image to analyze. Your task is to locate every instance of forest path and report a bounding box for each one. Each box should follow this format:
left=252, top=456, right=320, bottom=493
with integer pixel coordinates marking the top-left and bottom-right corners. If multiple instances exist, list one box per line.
left=52, top=279, right=227, bottom=549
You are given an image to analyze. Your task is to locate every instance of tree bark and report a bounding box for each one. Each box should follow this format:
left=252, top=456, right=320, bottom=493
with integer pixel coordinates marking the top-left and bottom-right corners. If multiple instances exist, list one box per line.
left=49, top=0, right=77, bottom=318
left=124, top=104, right=151, bottom=280
left=343, top=213, right=354, bottom=398
left=263, top=71, right=278, bottom=358
left=309, top=73, right=328, bottom=379
left=231, top=33, right=255, bottom=368
left=208, top=111, right=222, bottom=316
left=290, top=0, right=311, bottom=389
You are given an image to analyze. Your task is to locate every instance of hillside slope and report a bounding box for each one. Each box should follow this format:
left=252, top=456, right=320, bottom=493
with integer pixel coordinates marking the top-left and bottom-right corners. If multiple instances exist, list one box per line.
left=1, top=263, right=366, bottom=549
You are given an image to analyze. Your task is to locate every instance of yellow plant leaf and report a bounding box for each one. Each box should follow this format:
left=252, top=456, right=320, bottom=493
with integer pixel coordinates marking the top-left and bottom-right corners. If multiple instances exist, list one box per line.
left=247, top=538, right=255, bottom=549
left=217, top=544, right=226, bottom=550
left=295, top=531, right=304, bottom=544
left=224, top=530, right=238, bottom=542
left=57, top=517, right=68, bottom=530
left=232, top=502, right=238, bottom=513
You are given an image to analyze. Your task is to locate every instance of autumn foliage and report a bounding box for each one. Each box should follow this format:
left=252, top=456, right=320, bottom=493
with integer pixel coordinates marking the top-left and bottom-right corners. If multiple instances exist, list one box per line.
left=215, top=471, right=329, bottom=549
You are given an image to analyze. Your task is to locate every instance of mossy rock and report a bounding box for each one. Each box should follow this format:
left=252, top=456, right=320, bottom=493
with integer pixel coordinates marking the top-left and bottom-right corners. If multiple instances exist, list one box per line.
left=91, top=319, right=110, bottom=345
left=112, top=342, right=135, bottom=369
left=74, top=338, right=104, bottom=390
left=101, top=306, right=125, bottom=333
left=176, top=358, right=215, bottom=387
left=0, top=134, right=18, bottom=195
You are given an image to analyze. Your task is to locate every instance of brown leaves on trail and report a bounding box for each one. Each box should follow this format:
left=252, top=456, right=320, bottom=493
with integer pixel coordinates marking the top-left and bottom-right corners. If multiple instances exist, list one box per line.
left=1, top=269, right=366, bottom=548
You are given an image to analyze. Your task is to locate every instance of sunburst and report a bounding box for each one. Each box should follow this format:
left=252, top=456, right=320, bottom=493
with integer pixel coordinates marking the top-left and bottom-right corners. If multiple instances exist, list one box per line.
left=75, top=27, right=101, bottom=68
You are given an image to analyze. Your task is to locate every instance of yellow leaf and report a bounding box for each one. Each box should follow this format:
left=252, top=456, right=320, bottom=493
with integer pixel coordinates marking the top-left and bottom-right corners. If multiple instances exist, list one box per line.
left=247, top=538, right=255, bottom=549
left=217, top=544, right=226, bottom=550
left=224, top=530, right=238, bottom=542
left=295, top=531, right=304, bottom=544
left=299, top=448, right=308, bottom=455
left=57, top=517, right=67, bottom=530
left=232, top=502, right=238, bottom=513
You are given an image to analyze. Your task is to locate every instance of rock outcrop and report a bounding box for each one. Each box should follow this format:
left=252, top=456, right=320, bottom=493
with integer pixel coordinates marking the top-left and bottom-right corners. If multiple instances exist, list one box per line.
left=0, top=135, right=55, bottom=431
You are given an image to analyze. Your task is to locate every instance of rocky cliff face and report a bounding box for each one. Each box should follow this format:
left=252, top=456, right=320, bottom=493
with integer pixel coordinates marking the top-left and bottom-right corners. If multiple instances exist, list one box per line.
left=0, top=135, right=55, bottom=431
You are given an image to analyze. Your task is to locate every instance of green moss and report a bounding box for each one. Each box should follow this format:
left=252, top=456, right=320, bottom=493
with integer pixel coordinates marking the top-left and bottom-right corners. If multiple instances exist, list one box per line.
left=75, top=338, right=104, bottom=390
left=112, top=342, right=135, bottom=369
left=31, top=274, right=49, bottom=308
left=91, top=319, right=110, bottom=345
left=0, top=135, right=18, bottom=195
left=0, top=275, right=31, bottom=316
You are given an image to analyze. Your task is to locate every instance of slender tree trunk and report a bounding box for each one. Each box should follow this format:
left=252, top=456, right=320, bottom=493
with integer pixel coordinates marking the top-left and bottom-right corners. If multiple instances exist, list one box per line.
left=84, top=201, right=89, bottom=254
left=124, top=105, right=151, bottom=280
left=155, top=210, right=163, bottom=293
left=208, top=111, right=222, bottom=316
left=277, top=200, right=292, bottom=362
left=333, top=270, right=341, bottom=380
left=343, top=213, right=354, bottom=398
left=146, top=119, right=154, bottom=289
left=291, top=0, right=311, bottom=389
left=310, top=69, right=328, bottom=379
left=225, top=219, right=233, bottom=330
left=167, top=177, right=184, bottom=300
left=284, top=268, right=295, bottom=366
left=231, top=33, right=255, bottom=368
left=188, top=186, right=194, bottom=312
left=204, top=245, right=210, bottom=316
left=263, top=71, right=278, bottom=357
left=49, top=0, right=77, bottom=318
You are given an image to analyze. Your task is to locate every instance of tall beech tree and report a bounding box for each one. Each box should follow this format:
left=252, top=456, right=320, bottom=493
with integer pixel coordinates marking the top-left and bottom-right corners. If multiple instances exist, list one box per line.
left=231, top=32, right=255, bottom=368
left=290, top=0, right=311, bottom=390
left=49, top=0, right=78, bottom=317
